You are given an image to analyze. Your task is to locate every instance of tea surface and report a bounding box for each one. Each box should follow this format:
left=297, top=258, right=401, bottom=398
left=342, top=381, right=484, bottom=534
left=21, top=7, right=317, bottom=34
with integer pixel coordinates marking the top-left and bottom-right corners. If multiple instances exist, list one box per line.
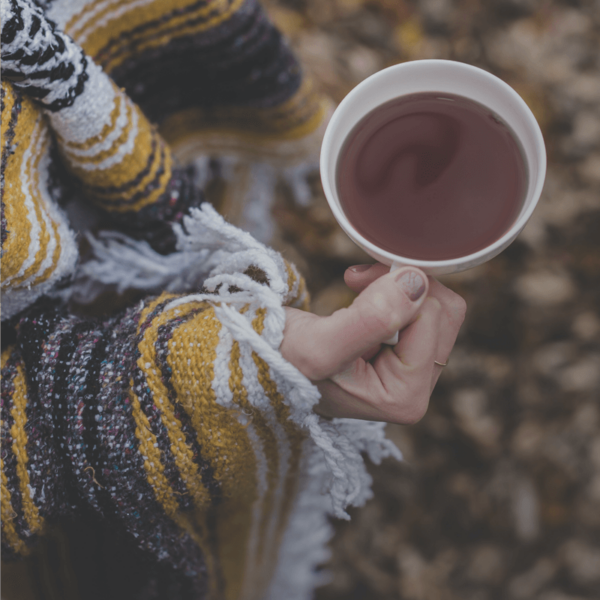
left=337, top=92, right=527, bottom=260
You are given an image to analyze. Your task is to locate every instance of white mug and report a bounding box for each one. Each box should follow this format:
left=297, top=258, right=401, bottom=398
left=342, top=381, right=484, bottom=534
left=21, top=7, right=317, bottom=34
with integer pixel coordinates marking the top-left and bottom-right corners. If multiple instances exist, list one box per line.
left=320, top=59, right=546, bottom=277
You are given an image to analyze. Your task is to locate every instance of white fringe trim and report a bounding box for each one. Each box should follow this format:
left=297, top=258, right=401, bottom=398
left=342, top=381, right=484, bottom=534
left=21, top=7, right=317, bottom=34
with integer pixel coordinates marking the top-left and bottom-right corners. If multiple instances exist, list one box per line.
left=265, top=421, right=401, bottom=600
left=75, top=202, right=402, bottom=597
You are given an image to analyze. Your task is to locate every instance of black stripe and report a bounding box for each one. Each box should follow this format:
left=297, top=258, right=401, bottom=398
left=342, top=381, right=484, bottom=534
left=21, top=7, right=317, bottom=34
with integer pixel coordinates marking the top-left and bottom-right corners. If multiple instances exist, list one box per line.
left=131, top=301, right=191, bottom=507
left=44, top=53, right=90, bottom=112
left=78, top=328, right=117, bottom=517
left=82, top=134, right=160, bottom=198
left=96, top=0, right=236, bottom=66
left=155, top=311, right=222, bottom=503
left=154, top=309, right=226, bottom=598
left=51, top=321, right=91, bottom=509
left=14, top=299, right=69, bottom=520
left=15, top=299, right=64, bottom=393
left=29, top=14, right=41, bottom=37
left=110, top=2, right=302, bottom=125
left=130, top=362, right=192, bottom=506
left=0, top=0, right=24, bottom=46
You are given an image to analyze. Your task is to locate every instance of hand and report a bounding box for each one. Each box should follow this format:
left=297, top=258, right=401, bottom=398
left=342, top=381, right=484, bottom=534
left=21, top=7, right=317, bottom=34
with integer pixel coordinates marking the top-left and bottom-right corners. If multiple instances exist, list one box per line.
left=280, top=264, right=466, bottom=424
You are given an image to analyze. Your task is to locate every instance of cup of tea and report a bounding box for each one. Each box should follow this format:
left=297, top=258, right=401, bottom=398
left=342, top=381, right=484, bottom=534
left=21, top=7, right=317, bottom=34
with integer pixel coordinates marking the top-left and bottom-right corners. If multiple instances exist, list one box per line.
left=320, top=59, right=546, bottom=278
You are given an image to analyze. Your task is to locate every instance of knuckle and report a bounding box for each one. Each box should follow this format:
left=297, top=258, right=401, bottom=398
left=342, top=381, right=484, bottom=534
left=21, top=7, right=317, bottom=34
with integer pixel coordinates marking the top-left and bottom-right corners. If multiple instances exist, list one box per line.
left=303, top=355, right=332, bottom=381
left=358, top=296, right=400, bottom=337
left=446, top=291, right=468, bottom=323
left=425, top=296, right=443, bottom=313
left=294, top=347, right=332, bottom=381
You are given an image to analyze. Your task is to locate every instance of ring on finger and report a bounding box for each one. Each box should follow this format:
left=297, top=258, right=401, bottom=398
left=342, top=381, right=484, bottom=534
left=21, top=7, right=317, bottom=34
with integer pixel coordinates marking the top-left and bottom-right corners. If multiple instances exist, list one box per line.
left=434, top=360, right=448, bottom=367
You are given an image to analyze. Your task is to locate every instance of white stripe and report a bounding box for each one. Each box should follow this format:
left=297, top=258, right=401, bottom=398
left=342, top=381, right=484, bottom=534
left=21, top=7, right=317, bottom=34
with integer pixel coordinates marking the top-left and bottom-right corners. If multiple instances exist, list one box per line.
left=210, top=323, right=270, bottom=597
left=47, top=61, right=118, bottom=145
left=65, top=101, right=140, bottom=171
left=45, top=0, right=97, bottom=30
left=264, top=440, right=333, bottom=600
left=238, top=337, right=292, bottom=596
left=16, top=133, right=58, bottom=288
left=33, top=137, right=78, bottom=285
left=61, top=88, right=124, bottom=159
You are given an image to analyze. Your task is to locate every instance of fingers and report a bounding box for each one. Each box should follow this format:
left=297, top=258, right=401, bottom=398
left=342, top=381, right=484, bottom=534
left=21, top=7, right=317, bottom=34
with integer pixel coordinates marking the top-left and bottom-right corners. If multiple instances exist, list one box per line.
left=393, top=296, right=443, bottom=369
left=426, top=278, right=467, bottom=363
left=344, top=263, right=389, bottom=293
left=281, top=267, right=428, bottom=381
left=318, top=299, right=442, bottom=425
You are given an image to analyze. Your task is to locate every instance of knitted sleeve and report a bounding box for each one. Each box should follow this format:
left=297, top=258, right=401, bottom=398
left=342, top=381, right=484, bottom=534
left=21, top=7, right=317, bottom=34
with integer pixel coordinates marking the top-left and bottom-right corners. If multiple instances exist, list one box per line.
left=1, top=203, right=401, bottom=598
left=1, top=202, right=401, bottom=598
left=0, top=0, right=202, bottom=252
left=1, top=295, right=302, bottom=596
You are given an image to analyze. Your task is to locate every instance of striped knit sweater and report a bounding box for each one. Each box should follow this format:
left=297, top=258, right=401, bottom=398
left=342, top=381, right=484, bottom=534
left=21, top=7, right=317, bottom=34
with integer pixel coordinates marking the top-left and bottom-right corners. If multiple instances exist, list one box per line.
left=1, top=0, right=330, bottom=317
left=1, top=1, right=400, bottom=598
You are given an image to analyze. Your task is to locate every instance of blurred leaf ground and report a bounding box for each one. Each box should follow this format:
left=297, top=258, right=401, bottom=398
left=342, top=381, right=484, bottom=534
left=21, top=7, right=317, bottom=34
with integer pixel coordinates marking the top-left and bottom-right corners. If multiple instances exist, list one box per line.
left=264, top=1, right=600, bottom=598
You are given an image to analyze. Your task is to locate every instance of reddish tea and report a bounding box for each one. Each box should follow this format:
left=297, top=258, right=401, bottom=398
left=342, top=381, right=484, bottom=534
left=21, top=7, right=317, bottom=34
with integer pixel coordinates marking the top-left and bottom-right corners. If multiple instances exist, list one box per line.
left=336, top=92, right=528, bottom=261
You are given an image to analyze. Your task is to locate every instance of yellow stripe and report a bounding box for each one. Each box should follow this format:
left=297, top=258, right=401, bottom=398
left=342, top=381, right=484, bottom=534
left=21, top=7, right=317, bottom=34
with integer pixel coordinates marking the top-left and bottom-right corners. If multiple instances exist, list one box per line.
left=92, top=138, right=174, bottom=214
left=228, top=340, right=280, bottom=590
left=287, top=262, right=309, bottom=310
left=160, top=86, right=328, bottom=147
left=251, top=310, right=305, bottom=578
left=68, top=0, right=219, bottom=56
left=129, top=382, right=181, bottom=517
left=0, top=351, right=26, bottom=553
left=136, top=303, right=211, bottom=510
left=167, top=305, right=258, bottom=600
left=128, top=299, right=210, bottom=552
left=0, top=461, right=28, bottom=555
left=62, top=100, right=173, bottom=213
left=128, top=383, right=206, bottom=547
left=11, top=125, right=52, bottom=288
left=9, top=363, right=44, bottom=535
left=1, top=82, right=17, bottom=146
left=1, top=96, right=39, bottom=282
left=285, top=262, right=297, bottom=291
left=31, top=139, right=64, bottom=287
left=73, top=0, right=235, bottom=69
left=138, top=298, right=226, bottom=597
left=64, top=0, right=108, bottom=37
left=168, top=306, right=258, bottom=495
left=1, top=347, right=12, bottom=369
left=137, top=293, right=178, bottom=334
left=101, top=0, right=246, bottom=72
left=65, top=103, right=151, bottom=185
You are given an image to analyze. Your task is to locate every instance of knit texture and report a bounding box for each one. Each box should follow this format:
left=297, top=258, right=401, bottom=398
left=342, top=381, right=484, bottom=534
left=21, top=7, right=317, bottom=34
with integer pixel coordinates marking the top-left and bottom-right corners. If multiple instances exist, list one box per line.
left=1, top=0, right=330, bottom=319
left=1, top=205, right=402, bottom=600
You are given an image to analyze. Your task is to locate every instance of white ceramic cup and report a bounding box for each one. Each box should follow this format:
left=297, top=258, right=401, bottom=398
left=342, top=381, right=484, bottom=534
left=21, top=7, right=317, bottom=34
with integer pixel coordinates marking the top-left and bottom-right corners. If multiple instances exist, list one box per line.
left=320, top=59, right=546, bottom=277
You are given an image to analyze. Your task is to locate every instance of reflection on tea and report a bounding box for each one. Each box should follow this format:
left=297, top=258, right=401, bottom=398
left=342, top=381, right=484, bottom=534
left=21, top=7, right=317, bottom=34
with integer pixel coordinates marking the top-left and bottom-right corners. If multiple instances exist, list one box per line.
left=337, top=92, right=528, bottom=261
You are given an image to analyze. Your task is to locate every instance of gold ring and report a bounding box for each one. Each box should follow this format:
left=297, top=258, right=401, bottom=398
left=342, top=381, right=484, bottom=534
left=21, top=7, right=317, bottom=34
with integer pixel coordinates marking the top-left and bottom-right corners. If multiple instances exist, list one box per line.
left=434, top=360, right=448, bottom=367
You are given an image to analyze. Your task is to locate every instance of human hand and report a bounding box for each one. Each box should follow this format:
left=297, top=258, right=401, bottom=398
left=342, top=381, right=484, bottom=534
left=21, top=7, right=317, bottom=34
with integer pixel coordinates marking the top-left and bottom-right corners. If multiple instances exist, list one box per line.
left=280, top=264, right=466, bottom=424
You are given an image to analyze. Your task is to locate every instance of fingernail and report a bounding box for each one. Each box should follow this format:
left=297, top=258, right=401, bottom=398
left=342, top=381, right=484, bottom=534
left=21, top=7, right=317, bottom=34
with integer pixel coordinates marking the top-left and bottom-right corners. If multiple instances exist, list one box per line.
left=350, top=264, right=372, bottom=273
left=395, top=269, right=426, bottom=301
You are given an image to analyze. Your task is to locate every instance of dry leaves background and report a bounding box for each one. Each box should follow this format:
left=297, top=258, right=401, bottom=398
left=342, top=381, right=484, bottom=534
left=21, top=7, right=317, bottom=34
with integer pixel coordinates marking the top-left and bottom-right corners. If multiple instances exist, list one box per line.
left=262, top=1, right=600, bottom=599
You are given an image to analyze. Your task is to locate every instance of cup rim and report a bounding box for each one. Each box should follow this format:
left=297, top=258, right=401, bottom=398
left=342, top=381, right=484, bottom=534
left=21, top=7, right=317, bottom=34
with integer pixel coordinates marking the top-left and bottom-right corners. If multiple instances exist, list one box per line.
left=320, top=59, right=547, bottom=269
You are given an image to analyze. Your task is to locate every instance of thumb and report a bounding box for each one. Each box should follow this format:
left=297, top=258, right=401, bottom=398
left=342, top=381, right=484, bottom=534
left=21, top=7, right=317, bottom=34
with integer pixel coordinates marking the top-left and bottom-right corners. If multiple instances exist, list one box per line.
left=294, top=267, right=428, bottom=379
